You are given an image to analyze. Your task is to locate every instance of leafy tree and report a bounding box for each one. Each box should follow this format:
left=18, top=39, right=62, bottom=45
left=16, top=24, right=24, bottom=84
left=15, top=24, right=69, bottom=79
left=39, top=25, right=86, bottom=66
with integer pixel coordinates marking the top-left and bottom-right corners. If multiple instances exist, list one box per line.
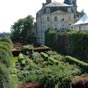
left=11, top=15, right=34, bottom=43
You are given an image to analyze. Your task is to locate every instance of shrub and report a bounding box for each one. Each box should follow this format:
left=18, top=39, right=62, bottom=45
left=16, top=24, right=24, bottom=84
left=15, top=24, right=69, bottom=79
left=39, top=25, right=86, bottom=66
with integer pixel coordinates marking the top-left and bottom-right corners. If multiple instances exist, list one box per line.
left=65, top=56, right=88, bottom=72
left=45, top=31, right=88, bottom=61
left=0, top=38, right=15, bottom=88
left=48, top=57, right=58, bottom=65
left=0, top=63, right=15, bottom=88
left=18, top=53, right=24, bottom=60
left=40, top=52, right=48, bottom=61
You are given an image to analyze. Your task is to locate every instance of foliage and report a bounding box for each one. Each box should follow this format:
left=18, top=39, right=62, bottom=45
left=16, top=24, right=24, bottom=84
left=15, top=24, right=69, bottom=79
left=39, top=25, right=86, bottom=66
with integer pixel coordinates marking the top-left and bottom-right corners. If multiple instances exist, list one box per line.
left=45, top=30, right=88, bottom=61
left=0, top=38, right=12, bottom=67
left=0, top=37, right=13, bottom=48
left=45, top=30, right=57, bottom=50
left=16, top=50, right=81, bottom=88
left=0, top=63, right=15, bottom=88
left=40, top=52, right=48, bottom=61
left=22, top=45, right=34, bottom=55
left=21, top=63, right=80, bottom=88
left=32, top=52, right=44, bottom=64
left=46, top=51, right=64, bottom=61
left=65, top=56, right=88, bottom=72
left=0, top=38, right=15, bottom=88
left=48, top=57, right=58, bottom=65
left=11, top=15, right=34, bottom=43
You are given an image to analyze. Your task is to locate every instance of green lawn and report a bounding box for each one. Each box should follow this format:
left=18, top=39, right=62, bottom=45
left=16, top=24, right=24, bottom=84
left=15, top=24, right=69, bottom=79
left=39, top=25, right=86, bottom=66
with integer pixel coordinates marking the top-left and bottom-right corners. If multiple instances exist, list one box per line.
left=11, top=57, right=18, bottom=63
left=11, top=56, right=19, bottom=88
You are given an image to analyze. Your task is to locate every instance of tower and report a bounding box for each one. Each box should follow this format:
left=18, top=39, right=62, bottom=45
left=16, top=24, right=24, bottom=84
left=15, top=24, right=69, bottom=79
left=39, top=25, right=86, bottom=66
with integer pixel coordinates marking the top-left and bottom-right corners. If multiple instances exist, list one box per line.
left=46, top=0, right=51, bottom=4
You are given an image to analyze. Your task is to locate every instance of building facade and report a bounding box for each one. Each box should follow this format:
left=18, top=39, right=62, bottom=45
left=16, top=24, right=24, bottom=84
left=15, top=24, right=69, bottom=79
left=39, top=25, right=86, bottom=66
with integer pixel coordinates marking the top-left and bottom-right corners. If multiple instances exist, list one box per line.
left=36, top=0, right=76, bottom=44
left=64, top=0, right=77, bottom=17
left=73, top=13, right=88, bottom=31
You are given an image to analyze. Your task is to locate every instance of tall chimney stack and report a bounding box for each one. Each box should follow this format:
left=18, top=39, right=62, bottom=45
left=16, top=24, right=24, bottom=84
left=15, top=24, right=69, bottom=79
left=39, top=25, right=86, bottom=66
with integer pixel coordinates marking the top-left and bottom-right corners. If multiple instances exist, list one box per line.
left=46, top=0, right=51, bottom=4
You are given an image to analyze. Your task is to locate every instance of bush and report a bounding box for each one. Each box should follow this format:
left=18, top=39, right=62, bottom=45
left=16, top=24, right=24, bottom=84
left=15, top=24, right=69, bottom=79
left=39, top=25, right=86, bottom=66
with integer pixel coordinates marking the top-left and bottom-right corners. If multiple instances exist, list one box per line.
left=48, top=57, right=58, bottom=65
left=0, top=63, right=15, bottom=88
left=40, top=52, right=48, bottom=61
left=65, top=56, right=88, bottom=72
left=19, top=60, right=81, bottom=88
left=18, top=53, right=24, bottom=60
left=45, top=31, right=88, bottom=61
left=0, top=38, right=15, bottom=88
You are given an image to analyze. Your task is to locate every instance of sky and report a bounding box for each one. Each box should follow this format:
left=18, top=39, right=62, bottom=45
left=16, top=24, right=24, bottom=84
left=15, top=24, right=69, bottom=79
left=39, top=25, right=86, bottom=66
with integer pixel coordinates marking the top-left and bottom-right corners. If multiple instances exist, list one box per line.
left=0, top=0, right=88, bottom=33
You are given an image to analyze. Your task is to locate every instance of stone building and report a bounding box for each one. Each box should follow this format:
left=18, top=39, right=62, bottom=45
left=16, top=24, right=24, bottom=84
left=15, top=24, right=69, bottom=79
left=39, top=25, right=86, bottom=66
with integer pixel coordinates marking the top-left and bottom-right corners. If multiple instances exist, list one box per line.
left=36, top=0, right=77, bottom=44
left=73, top=13, right=88, bottom=31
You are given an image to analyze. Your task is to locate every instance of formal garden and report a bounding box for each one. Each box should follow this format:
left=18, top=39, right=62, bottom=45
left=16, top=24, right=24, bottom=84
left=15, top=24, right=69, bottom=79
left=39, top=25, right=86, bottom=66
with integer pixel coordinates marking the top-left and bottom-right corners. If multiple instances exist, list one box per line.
left=0, top=15, right=88, bottom=88
left=1, top=37, right=88, bottom=88
left=11, top=43, right=88, bottom=88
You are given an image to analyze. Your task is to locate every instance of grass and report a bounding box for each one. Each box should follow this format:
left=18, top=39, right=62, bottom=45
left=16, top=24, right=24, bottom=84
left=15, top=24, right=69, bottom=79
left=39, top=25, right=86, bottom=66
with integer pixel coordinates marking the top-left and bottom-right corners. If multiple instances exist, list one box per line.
left=11, top=57, right=18, bottom=63
left=10, top=56, right=19, bottom=88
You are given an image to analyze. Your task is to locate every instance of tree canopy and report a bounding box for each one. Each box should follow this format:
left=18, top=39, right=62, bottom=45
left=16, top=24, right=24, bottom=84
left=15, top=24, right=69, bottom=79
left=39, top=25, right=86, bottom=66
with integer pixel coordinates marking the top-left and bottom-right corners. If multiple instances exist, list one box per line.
left=11, top=15, right=34, bottom=43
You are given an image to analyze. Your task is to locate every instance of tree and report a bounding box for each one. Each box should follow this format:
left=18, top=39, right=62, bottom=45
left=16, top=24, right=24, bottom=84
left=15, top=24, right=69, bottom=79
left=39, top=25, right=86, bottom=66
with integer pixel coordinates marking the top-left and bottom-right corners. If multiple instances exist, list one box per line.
left=11, top=15, right=34, bottom=43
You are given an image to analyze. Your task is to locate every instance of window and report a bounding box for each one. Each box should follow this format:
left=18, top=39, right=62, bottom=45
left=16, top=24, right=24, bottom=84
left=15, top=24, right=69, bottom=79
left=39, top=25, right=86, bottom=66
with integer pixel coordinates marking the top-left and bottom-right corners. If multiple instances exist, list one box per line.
left=67, top=8, right=71, bottom=13
left=69, top=16, right=71, bottom=20
left=79, top=25, right=81, bottom=30
left=61, top=18, right=64, bottom=21
left=46, top=8, right=50, bottom=14
left=47, top=28, right=50, bottom=30
left=47, top=16, right=50, bottom=21
left=54, top=16, right=57, bottom=22
left=55, top=28, right=57, bottom=30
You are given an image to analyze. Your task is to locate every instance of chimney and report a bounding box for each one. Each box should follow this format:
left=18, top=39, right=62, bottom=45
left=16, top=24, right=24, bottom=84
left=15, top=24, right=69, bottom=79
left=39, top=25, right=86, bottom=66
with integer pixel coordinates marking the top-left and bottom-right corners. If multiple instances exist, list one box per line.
left=46, top=0, right=51, bottom=4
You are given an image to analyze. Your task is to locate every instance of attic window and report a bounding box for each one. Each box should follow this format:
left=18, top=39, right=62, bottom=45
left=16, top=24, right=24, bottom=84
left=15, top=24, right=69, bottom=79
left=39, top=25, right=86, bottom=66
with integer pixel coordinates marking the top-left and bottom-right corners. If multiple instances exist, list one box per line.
left=67, top=8, right=71, bottom=13
left=46, top=8, right=50, bottom=14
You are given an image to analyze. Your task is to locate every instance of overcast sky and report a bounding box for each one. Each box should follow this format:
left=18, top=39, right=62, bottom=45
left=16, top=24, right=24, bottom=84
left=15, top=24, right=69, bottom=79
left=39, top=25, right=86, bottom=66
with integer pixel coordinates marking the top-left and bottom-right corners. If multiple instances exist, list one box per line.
left=0, top=0, right=87, bottom=32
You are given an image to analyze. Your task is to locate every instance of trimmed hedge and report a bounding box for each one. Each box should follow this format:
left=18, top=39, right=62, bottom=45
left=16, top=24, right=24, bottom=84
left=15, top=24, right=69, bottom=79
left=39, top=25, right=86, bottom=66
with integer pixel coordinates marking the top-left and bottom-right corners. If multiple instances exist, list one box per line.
left=40, top=52, right=58, bottom=65
left=45, top=30, right=88, bottom=61
left=40, top=52, right=48, bottom=61
left=65, top=56, right=88, bottom=72
left=48, top=57, right=58, bottom=65
left=0, top=38, right=15, bottom=88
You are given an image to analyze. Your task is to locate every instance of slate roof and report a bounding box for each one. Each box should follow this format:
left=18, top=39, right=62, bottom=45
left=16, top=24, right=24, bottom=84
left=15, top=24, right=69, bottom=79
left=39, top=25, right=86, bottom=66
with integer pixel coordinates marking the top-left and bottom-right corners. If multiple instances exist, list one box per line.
left=73, top=13, right=88, bottom=25
left=45, top=1, right=72, bottom=7
left=64, top=0, right=71, bottom=5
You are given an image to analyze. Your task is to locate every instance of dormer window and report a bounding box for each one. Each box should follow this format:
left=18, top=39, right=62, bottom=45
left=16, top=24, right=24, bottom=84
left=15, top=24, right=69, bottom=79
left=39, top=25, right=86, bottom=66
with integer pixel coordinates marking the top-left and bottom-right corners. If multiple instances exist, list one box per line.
left=67, top=8, right=71, bottom=13
left=46, top=8, right=50, bottom=14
